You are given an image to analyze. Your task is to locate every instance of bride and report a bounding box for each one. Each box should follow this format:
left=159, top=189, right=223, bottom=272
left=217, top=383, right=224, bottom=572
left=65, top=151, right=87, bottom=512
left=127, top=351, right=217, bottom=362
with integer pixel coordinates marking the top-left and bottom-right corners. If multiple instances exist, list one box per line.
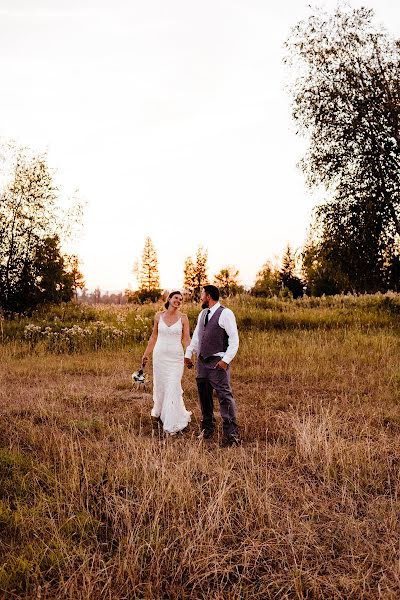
left=142, top=290, right=192, bottom=434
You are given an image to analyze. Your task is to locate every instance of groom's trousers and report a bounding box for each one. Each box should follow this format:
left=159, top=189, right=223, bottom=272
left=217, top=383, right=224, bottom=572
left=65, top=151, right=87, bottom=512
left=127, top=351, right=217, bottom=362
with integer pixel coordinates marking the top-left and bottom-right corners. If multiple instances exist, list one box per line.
left=196, top=355, right=238, bottom=438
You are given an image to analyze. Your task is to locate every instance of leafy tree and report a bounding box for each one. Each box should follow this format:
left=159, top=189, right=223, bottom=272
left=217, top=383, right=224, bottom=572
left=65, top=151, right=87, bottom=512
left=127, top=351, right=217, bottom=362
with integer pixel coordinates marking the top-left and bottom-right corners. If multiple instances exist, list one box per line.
left=302, top=201, right=400, bottom=295
left=251, top=261, right=281, bottom=297
left=7, top=235, right=75, bottom=313
left=280, top=245, right=304, bottom=298
left=386, top=250, right=400, bottom=291
left=0, top=145, right=82, bottom=313
left=139, top=237, right=160, bottom=292
left=33, top=236, right=75, bottom=304
left=213, top=266, right=242, bottom=297
left=126, top=288, right=161, bottom=304
left=286, top=5, right=400, bottom=292
left=183, top=246, right=208, bottom=301
left=301, top=235, right=347, bottom=296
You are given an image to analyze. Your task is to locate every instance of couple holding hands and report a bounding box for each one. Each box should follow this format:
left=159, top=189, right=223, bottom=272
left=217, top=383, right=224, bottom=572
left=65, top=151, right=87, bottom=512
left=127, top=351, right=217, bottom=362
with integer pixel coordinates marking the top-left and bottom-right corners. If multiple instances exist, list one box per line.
left=141, top=285, right=241, bottom=447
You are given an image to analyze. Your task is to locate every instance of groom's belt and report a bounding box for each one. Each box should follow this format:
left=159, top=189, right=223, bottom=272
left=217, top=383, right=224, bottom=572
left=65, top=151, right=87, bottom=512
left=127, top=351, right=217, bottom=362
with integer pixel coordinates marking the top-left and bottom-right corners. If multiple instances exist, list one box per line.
left=199, top=354, right=221, bottom=362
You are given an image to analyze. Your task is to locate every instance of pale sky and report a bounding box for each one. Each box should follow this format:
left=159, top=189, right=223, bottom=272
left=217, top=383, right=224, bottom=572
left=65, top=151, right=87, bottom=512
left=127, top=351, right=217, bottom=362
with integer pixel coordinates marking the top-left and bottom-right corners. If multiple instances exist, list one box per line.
left=1, top=0, right=399, bottom=291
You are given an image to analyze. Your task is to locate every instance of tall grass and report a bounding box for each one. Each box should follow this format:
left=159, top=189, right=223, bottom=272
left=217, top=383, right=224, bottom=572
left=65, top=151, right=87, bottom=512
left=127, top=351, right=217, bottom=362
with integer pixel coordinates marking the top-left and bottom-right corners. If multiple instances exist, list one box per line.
left=1, top=296, right=400, bottom=597
left=2, top=293, right=400, bottom=353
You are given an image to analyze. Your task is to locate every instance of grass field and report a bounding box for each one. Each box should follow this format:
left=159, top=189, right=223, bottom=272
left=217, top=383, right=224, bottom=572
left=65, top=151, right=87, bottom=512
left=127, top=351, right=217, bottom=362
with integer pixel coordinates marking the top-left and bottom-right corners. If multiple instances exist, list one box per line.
left=1, top=295, right=400, bottom=599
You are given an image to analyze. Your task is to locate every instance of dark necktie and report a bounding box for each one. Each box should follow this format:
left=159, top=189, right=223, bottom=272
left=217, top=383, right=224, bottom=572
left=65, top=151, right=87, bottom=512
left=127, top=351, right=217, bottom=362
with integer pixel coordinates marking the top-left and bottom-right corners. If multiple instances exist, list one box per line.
left=204, top=309, right=211, bottom=326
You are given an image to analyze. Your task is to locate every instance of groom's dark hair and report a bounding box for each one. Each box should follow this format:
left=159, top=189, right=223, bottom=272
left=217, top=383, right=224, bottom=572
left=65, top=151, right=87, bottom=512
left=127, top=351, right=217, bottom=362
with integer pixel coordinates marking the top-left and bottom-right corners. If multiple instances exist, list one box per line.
left=203, top=285, right=220, bottom=301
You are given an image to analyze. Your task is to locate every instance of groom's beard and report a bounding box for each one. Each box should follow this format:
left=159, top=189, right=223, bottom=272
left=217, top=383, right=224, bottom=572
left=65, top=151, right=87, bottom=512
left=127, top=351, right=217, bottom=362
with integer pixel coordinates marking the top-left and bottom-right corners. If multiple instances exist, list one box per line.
left=201, top=302, right=209, bottom=309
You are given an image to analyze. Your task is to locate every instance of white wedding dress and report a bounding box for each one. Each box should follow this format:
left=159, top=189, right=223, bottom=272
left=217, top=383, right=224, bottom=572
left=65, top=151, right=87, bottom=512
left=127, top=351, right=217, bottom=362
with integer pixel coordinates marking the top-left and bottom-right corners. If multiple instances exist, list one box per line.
left=151, top=315, right=191, bottom=434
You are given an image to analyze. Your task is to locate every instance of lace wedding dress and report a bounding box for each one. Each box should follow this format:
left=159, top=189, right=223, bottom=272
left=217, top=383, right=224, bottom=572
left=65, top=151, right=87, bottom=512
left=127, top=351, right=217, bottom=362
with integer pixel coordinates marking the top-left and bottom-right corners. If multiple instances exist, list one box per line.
left=151, top=315, right=191, bottom=434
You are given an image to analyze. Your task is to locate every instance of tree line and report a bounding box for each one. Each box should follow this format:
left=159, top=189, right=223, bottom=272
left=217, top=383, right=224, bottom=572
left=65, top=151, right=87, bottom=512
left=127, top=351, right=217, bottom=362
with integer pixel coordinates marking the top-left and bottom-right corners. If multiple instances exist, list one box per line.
left=1, top=5, right=399, bottom=313
left=124, top=236, right=304, bottom=303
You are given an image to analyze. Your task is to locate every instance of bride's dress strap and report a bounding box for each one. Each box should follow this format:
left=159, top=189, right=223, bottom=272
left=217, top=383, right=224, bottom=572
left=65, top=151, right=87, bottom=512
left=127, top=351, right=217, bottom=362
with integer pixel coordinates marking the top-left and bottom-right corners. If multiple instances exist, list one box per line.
left=160, top=313, right=182, bottom=327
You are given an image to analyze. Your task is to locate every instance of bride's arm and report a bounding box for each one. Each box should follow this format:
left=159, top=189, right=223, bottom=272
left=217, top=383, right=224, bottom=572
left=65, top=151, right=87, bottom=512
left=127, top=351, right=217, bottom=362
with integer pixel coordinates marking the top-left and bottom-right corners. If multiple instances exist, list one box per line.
left=181, top=314, right=191, bottom=351
left=142, top=313, right=160, bottom=365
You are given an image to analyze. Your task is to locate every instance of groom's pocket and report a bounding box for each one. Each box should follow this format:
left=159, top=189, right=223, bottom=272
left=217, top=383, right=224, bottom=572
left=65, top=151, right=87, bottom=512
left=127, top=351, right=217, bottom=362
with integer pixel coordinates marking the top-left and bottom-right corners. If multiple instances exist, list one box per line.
left=199, top=355, right=219, bottom=369
left=207, top=358, right=221, bottom=370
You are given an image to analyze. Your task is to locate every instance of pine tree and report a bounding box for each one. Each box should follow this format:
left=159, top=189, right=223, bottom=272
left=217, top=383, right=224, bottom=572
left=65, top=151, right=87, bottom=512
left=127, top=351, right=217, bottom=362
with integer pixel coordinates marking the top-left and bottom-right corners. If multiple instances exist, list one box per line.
left=183, top=256, right=196, bottom=297
left=183, top=246, right=208, bottom=300
left=280, top=245, right=295, bottom=279
left=280, top=245, right=304, bottom=298
left=65, top=254, right=85, bottom=301
left=139, top=237, right=160, bottom=291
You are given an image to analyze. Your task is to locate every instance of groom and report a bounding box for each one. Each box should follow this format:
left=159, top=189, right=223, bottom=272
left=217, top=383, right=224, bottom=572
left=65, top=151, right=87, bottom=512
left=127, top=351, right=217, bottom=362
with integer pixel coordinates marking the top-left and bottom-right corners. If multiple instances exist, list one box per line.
left=184, top=285, right=240, bottom=447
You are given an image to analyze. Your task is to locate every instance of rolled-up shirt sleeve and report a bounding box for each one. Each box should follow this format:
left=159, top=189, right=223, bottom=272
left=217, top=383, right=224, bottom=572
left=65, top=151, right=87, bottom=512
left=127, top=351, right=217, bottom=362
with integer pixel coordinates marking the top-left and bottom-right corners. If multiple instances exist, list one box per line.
left=220, top=309, right=239, bottom=364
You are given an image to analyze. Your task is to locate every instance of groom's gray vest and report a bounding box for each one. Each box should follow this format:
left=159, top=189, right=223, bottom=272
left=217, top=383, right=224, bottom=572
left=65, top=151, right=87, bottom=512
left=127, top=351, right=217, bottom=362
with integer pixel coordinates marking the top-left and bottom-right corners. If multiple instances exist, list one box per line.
left=198, top=305, right=229, bottom=359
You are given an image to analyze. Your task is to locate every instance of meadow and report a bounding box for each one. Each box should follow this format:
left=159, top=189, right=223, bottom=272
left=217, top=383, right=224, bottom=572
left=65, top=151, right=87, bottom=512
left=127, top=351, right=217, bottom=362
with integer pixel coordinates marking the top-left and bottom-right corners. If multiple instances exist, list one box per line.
left=1, top=294, right=400, bottom=599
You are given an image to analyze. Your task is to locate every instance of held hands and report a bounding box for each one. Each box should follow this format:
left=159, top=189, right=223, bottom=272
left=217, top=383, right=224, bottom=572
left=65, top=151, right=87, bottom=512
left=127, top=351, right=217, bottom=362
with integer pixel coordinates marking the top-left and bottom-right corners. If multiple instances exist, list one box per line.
left=184, top=357, right=193, bottom=369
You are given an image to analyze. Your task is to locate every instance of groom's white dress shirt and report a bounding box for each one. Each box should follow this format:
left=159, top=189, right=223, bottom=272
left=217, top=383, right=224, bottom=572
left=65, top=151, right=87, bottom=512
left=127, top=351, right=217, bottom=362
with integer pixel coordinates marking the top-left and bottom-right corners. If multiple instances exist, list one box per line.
left=184, top=302, right=239, bottom=364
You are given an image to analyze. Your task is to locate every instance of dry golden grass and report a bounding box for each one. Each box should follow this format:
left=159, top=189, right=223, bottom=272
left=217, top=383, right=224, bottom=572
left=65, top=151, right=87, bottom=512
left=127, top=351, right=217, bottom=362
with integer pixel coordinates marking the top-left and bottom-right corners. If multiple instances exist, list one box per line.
left=1, top=316, right=400, bottom=598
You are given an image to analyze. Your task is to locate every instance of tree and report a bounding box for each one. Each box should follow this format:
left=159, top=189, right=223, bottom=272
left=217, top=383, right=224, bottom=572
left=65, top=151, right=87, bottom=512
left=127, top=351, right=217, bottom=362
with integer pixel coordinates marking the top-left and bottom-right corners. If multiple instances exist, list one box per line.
left=280, top=245, right=304, bottom=298
left=251, top=261, right=281, bottom=297
left=93, top=287, right=101, bottom=303
left=125, top=287, right=161, bottom=304
left=301, top=235, right=346, bottom=296
left=0, top=144, right=82, bottom=313
left=64, top=254, right=85, bottom=301
left=302, top=201, right=400, bottom=295
left=7, top=235, right=75, bottom=313
left=183, top=256, right=195, bottom=298
left=183, top=246, right=208, bottom=301
left=286, top=5, right=400, bottom=292
left=138, top=237, right=160, bottom=292
left=32, top=236, right=75, bottom=305
left=213, top=266, right=242, bottom=297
